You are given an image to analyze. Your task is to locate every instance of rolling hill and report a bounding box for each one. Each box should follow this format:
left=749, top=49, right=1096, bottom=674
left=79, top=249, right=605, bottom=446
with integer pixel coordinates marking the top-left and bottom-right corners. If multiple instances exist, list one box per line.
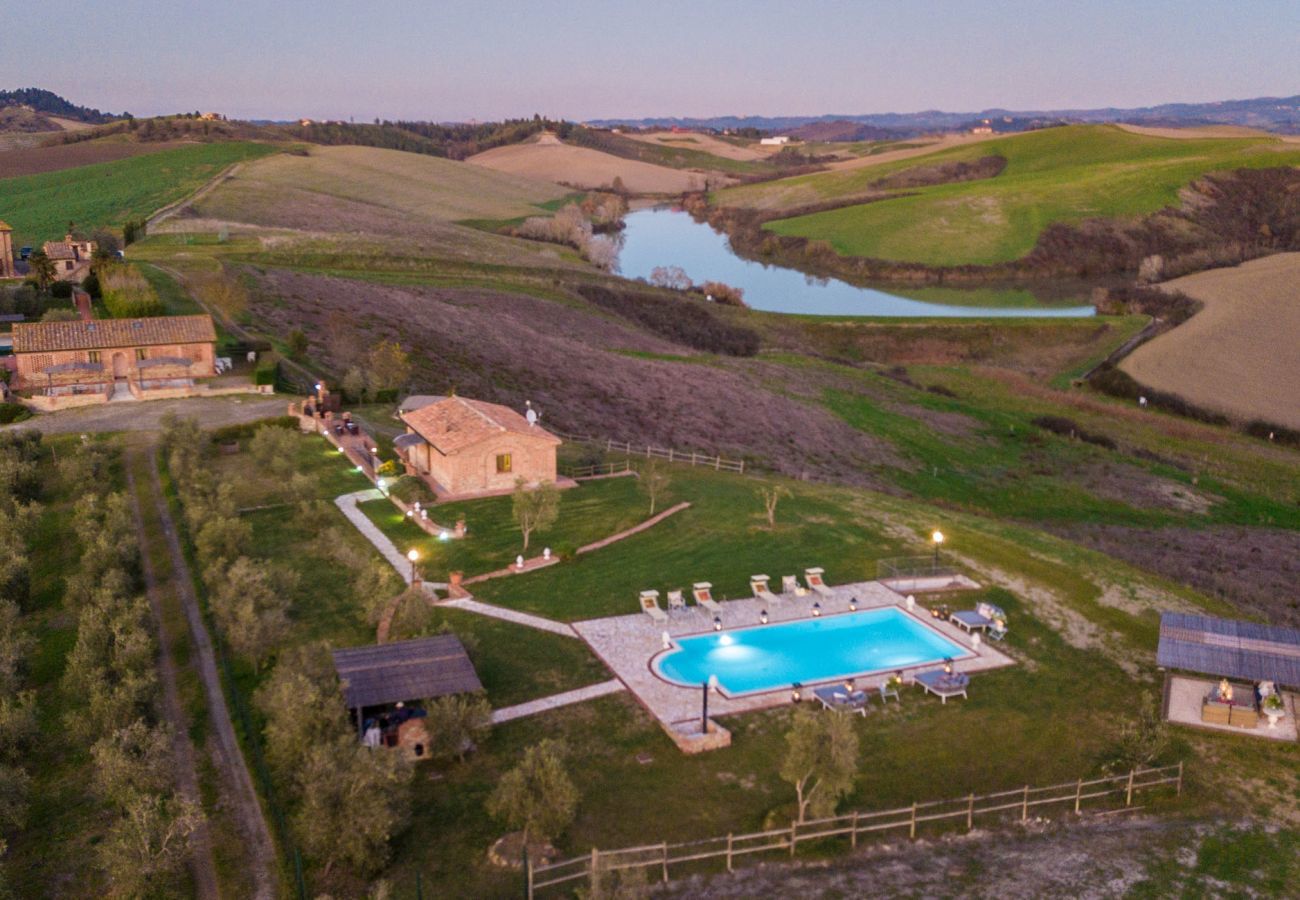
left=468, top=132, right=721, bottom=193
left=735, top=125, right=1300, bottom=266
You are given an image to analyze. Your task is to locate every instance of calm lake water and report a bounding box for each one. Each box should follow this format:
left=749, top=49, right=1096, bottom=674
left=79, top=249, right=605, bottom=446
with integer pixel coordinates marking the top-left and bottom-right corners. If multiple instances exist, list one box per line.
left=616, top=207, right=1096, bottom=318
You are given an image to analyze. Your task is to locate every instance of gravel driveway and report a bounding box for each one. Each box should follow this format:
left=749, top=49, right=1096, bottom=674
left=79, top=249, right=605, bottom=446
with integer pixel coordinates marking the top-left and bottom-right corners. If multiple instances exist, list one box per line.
left=4, top=395, right=292, bottom=434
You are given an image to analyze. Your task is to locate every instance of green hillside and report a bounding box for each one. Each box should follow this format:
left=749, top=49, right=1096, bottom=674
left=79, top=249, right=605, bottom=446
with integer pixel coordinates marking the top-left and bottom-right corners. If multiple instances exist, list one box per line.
left=0, top=141, right=276, bottom=243
left=740, top=125, right=1300, bottom=266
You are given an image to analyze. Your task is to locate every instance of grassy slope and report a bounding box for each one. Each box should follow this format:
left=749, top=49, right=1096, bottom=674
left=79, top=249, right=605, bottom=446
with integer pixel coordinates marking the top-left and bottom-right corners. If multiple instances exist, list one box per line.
left=0, top=141, right=277, bottom=244
left=735, top=125, right=1300, bottom=265
left=195, top=145, right=569, bottom=224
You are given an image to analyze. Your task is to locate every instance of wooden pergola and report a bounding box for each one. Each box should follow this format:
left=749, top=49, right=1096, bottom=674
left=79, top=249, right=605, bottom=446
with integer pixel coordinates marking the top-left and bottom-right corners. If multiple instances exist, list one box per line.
left=332, top=634, right=483, bottom=733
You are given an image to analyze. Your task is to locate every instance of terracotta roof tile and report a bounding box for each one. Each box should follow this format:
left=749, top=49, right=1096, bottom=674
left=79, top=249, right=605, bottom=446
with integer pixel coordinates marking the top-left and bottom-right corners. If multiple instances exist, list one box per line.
left=42, top=242, right=76, bottom=260
left=13, top=314, right=217, bottom=353
left=401, top=396, right=559, bottom=455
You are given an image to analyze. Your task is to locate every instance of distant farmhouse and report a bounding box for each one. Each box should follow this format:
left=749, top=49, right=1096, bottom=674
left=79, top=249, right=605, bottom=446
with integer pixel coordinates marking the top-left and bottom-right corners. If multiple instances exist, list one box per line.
left=394, top=395, right=562, bottom=500
left=13, top=314, right=217, bottom=403
left=0, top=221, right=14, bottom=279
left=971, top=119, right=995, bottom=134
left=760, top=135, right=791, bottom=146
left=42, top=234, right=97, bottom=282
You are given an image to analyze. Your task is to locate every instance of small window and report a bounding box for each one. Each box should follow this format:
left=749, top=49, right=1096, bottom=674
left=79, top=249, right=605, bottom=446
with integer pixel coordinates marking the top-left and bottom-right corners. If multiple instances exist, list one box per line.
left=495, top=453, right=512, bottom=474
left=64, top=261, right=73, bottom=270
left=135, top=348, right=147, bottom=361
left=88, top=351, right=101, bottom=364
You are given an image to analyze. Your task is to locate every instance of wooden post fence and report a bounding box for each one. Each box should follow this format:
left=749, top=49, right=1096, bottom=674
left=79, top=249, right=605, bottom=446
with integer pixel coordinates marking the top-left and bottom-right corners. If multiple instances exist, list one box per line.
left=525, top=764, right=1185, bottom=897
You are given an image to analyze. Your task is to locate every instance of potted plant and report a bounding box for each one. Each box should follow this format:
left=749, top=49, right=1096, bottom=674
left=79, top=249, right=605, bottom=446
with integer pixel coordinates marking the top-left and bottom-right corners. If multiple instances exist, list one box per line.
left=1261, top=692, right=1284, bottom=728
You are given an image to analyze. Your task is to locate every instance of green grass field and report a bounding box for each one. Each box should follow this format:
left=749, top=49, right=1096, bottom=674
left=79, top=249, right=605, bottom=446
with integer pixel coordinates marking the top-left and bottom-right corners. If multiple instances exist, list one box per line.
left=723, top=125, right=1300, bottom=266
left=0, top=141, right=277, bottom=244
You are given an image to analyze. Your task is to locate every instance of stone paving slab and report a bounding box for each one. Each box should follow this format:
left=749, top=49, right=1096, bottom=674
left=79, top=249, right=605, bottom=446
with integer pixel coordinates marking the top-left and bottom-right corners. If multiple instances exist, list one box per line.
left=1165, top=675, right=1296, bottom=742
left=443, top=598, right=577, bottom=637
left=573, top=581, right=1014, bottom=740
left=335, top=489, right=417, bottom=583
left=490, top=679, right=625, bottom=724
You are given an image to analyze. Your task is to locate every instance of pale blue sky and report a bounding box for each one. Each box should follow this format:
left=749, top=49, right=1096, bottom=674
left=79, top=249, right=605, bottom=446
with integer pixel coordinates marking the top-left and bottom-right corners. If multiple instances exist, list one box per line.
left=4, top=0, right=1297, bottom=121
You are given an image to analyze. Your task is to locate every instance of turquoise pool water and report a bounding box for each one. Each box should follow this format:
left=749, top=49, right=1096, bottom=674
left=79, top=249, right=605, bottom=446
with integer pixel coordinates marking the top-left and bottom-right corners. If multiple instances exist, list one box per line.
left=654, top=607, right=970, bottom=696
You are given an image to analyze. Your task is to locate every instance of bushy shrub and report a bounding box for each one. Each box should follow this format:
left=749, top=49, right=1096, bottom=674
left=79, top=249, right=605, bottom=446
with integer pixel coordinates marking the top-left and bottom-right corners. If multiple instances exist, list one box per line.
left=253, top=361, right=278, bottom=386
left=1088, top=364, right=1230, bottom=426
left=99, top=264, right=163, bottom=318
left=390, top=475, right=435, bottom=504
left=1243, top=421, right=1300, bottom=449
left=50, top=281, right=73, bottom=299
left=1031, top=415, right=1117, bottom=451
left=208, top=416, right=298, bottom=444
left=0, top=404, right=32, bottom=425
left=576, top=284, right=761, bottom=357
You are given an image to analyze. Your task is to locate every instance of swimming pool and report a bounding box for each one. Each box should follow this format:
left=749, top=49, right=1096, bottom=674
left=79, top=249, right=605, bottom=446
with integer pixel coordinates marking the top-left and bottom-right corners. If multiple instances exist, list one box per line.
left=654, top=607, right=971, bottom=696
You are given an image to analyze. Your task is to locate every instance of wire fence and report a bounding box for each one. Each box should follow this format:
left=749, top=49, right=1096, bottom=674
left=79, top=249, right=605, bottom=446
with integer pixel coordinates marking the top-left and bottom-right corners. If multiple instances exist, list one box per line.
left=528, top=763, right=1184, bottom=896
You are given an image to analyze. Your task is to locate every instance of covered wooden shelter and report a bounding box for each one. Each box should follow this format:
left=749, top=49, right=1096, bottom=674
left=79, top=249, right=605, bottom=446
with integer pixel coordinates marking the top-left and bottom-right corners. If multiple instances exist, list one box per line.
left=1157, top=612, right=1300, bottom=688
left=332, top=634, right=483, bottom=724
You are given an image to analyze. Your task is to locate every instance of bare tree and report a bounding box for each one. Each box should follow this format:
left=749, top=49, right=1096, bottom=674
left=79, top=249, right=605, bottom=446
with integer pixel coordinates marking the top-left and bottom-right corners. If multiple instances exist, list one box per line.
left=758, top=484, right=790, bottom=527
left=512, top=479, right=560, bottom=552
left=649, top=266, right=692, bottom=291
left=639, top=460, right=671, bottom=515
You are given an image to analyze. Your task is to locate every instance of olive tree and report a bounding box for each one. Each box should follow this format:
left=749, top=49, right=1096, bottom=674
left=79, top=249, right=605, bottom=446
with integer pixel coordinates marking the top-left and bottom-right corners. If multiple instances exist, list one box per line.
left=780, top=706, right=859, bottom=823
left=511, top=479, right=559, bottom=552
left=486, top=739, right=578, bottom=845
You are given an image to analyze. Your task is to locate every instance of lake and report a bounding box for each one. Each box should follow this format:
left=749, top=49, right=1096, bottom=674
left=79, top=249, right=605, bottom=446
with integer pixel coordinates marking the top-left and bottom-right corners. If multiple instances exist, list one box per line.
left=615, top=207, right=1096, bottom=318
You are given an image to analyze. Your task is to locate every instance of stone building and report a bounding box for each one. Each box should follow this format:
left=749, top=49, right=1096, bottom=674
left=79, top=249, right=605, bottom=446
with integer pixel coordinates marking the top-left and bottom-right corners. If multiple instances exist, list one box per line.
left=0, top=221, right=14, bottom=279
left=13, top=314, right=217, bottom=400
left=395, top=395, right=562, bottom=499
left=42, top=234, right=97, bottom=282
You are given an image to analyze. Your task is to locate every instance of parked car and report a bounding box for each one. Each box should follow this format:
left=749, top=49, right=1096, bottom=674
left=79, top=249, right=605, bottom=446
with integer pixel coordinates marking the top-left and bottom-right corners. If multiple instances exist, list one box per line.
left=18, top=247, right=31, bottom=261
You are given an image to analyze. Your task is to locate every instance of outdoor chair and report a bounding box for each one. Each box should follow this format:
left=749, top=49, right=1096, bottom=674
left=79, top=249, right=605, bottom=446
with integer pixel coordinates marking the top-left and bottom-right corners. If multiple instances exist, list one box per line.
left=951, top=602, right=1006, bottom=636
left=692, top=582, right=722, bottom=613
left=814, top=687, right=869, bottom=716
left=666, top=589, right=687, bottom=613
left=804, top=567, right=836, bottom=599
left=639, top=590, right=667, bottom=623
left=914, top=669, right=970, bottom=703
left=750, top=575, right=782, bottom=605
left=781, top=575, right=806, bottom=597
left=879, top=681, right=901, bottom=704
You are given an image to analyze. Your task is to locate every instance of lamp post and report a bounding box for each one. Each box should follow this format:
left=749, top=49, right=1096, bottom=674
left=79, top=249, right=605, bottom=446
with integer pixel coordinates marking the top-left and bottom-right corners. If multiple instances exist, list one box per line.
left=701, top=680, right=710, bottom=734
left=407, top=548, right=419, bottom=584
left=931, top=529, right=945, bottom=570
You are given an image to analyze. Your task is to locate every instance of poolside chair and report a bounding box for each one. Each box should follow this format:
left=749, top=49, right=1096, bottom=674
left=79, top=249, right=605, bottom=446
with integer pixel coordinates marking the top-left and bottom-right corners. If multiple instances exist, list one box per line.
left=813, top=686, right=869, bottom=716
left=666, top=589, right=687, bottom=613
left=804, top=567, right=836, bottom=599
left=750, top=575, right=782, bottom=605
left=914, top=669, right=970, bottom=704
left=950, top=602, right=1006, bottom=636
left=879, top=680, right=902, bottom=704
left=692, top=582, right=722, bottom=613
left=781, top=575, right=806, bottom=597
left=639, top=590, right=667, bottom=623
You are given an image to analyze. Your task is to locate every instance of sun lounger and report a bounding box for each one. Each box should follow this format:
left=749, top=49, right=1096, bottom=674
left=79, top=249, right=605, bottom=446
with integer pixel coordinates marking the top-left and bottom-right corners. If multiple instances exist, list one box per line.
left=914, top=669, right=970, bottom=703
left=781, top=575, right=806, bottom=597
left=666, top=589, right=687, bottom=613
left=804, top=567, right=836, bottom=599
left=692, top=582, right=722, bottom=613
left=640, top=590, right=667, bottom=622
left=950, top=602, right=1007, bottom=637
left=813, top=687, right=869, bottom=716
left=750, top=575, right=782, bottom=605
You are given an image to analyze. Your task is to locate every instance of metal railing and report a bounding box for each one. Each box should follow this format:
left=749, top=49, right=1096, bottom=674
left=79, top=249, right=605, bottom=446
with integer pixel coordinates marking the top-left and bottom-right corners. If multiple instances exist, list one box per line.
left=528, top=763, right=1184, bottom=896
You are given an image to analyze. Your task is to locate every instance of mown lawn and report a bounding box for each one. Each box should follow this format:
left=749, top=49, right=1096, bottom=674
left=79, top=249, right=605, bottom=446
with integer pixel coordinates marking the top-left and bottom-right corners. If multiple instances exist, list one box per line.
left=756, top=125, right=1300, bottom=265
left=0, top=141, right=277, bottom=244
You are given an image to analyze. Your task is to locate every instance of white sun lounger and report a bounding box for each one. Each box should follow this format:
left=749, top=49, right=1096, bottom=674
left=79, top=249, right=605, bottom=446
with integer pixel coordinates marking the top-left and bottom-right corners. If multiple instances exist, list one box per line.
left=666, top=589, right=687, bottom=613
left=813, top=687, right=869, bottom=716
left=750, top=575, right=782, bottom=605
left=692, top=582, right=722, bottom=613
left=914, top=669, right=970, bottom=703
left=640, top=590, right=667, bottom=622
left=781, top=575, right=806, bottom=597
left=805, top=567, right=836, bottom=599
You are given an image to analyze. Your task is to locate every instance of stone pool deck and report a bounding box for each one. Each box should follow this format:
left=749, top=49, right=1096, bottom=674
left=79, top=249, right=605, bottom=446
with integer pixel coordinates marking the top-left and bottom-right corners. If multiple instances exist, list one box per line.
left=573, top=580, right=1014, bottom=752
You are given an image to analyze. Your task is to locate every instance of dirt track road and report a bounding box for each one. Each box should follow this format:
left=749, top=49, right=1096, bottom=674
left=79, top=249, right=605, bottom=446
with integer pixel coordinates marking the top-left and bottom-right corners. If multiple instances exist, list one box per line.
left=4, top=395, right=288, bottom=434
left=143, top=445, right=279, bottom=899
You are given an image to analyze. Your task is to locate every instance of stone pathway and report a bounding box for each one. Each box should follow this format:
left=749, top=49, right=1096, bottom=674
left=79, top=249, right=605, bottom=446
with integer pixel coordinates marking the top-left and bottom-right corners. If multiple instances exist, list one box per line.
left=490, top=679, right=626, bottom=724
left=335, top=489, right=450, bottom=590
left=442, top=598, right=577, bottom=637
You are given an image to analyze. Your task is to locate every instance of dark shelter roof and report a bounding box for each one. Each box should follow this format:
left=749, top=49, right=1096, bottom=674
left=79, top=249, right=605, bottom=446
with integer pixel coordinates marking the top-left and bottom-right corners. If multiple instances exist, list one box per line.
left=332, top=634, right=483, bottom=709
left=1157, top=612, right=1300, bottom=687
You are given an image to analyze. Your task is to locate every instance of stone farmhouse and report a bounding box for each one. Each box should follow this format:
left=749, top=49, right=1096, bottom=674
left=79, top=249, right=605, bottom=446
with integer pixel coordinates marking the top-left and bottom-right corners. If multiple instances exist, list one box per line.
left=42, top=234, right=97, bottom=282
left=13, top=314, right=217, bottom=403
left=395, top=395, right=563, bottom=500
